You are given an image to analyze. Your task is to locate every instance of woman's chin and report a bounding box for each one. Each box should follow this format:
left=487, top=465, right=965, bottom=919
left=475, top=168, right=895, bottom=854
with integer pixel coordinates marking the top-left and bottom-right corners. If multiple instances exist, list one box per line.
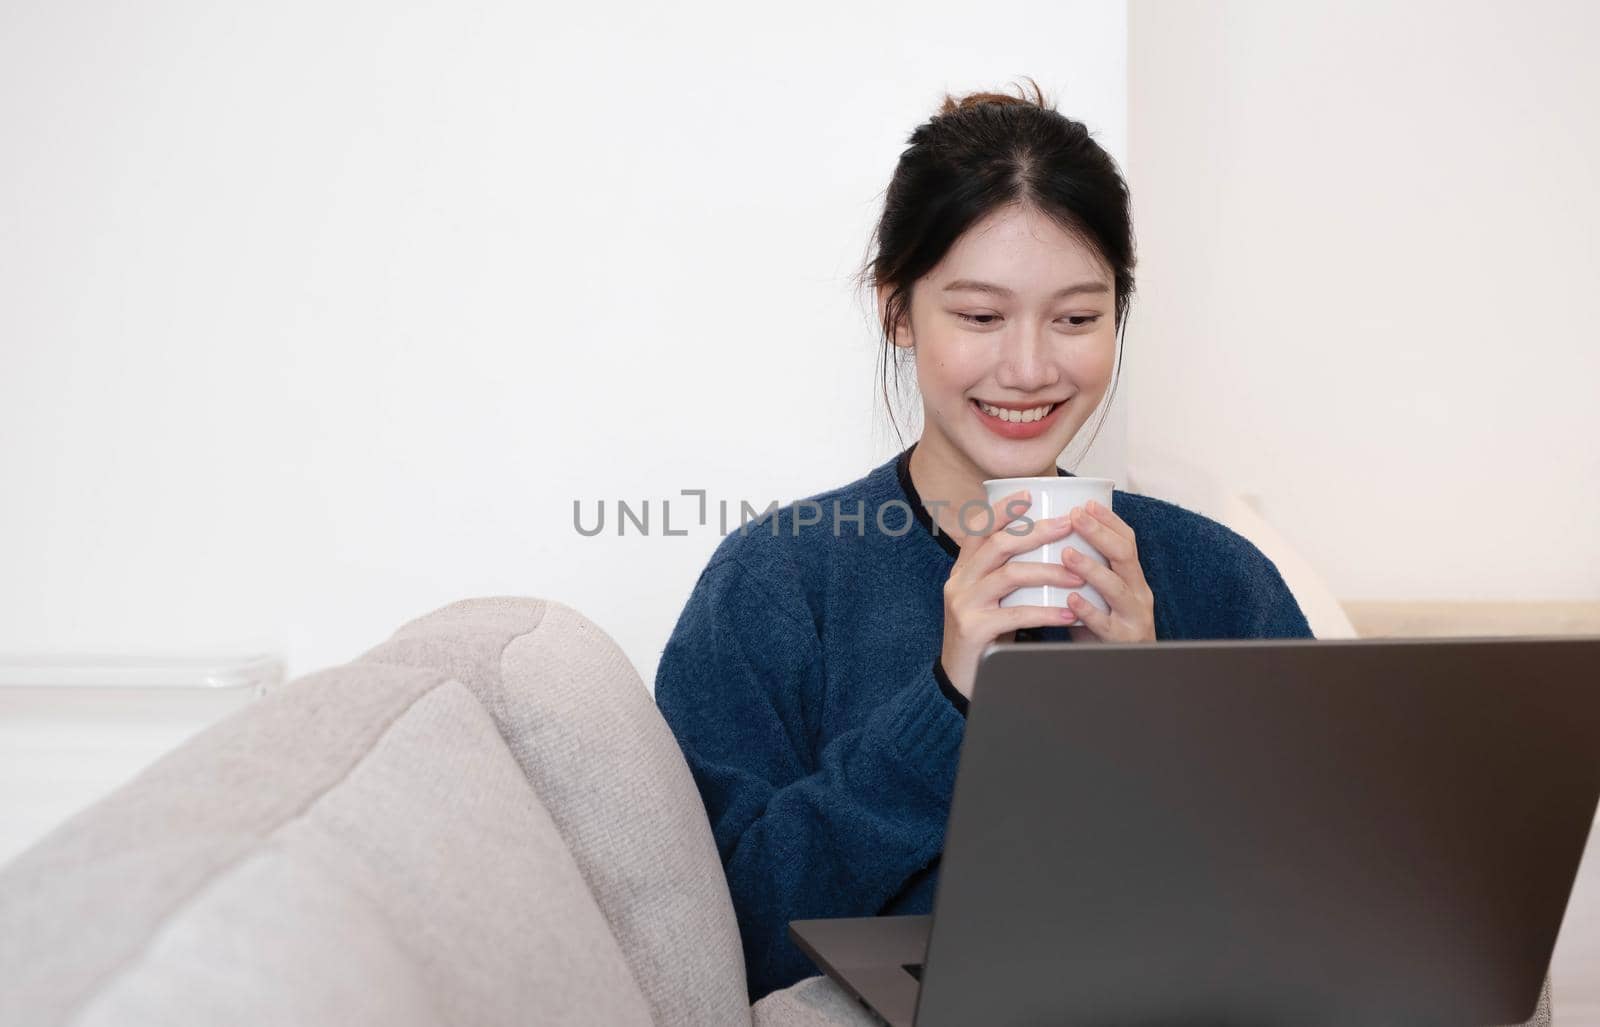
left=968, top=433, right=1071, bottom=477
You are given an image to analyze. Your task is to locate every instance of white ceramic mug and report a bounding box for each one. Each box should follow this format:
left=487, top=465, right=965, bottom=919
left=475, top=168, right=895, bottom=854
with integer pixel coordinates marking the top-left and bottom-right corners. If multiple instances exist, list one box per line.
left=980, top=474, right=1117, bottom=615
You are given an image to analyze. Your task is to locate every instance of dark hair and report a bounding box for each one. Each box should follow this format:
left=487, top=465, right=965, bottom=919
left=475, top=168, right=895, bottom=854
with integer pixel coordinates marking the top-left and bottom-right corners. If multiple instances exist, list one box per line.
left=852, top=77, right=1137, bottom=458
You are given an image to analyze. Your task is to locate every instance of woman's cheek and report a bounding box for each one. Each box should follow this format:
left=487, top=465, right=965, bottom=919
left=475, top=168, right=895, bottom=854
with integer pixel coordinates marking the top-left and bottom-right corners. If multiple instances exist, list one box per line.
left=1072, top=335, right=1118, bottom=384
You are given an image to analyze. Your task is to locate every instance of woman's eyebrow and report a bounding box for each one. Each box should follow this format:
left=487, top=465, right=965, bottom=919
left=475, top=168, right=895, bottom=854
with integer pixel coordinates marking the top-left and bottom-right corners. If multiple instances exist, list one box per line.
left=941, top=279, right=1110, bottom=298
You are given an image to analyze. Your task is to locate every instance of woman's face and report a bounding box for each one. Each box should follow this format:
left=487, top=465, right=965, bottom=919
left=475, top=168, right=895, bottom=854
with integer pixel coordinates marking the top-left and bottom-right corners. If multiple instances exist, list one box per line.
left=881, top=202, right=1118, bottom=481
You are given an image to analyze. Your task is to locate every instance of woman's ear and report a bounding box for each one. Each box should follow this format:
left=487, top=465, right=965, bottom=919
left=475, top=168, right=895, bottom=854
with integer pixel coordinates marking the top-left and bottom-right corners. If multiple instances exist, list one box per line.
left=876, top=283, right=915, bottom=350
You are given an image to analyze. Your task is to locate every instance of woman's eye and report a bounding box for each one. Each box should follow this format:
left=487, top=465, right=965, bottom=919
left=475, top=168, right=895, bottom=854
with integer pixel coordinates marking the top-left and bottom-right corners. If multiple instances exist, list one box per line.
left=953, top=312, right=1101, bottom=328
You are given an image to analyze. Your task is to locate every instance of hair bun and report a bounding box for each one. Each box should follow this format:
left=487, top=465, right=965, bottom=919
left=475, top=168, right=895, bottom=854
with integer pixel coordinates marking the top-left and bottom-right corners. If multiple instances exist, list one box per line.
left=937, top=76, right=1052, bottom=116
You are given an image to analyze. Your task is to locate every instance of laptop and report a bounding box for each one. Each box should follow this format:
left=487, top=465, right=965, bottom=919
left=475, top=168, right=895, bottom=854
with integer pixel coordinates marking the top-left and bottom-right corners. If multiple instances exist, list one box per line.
left=789, top=635, right=1600, bottom=1026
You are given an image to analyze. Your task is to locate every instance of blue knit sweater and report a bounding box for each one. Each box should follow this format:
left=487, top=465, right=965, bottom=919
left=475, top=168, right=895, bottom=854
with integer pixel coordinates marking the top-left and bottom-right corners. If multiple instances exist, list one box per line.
left=653, top=444, right=1313, bottom=1003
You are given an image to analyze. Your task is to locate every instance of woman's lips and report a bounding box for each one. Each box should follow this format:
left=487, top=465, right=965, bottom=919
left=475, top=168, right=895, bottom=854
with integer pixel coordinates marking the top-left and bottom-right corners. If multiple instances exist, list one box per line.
left=970, top=398, right=1066, bottom=439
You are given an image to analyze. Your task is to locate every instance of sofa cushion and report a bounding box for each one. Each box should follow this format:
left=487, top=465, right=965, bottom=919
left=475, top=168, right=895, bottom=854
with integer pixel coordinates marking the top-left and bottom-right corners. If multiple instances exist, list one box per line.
left=751, top=975, right=879, bottom=1026
left=749, top=973, right=1552, bottom=1026
left=361, top=597, right=750, bottom=1027
left=0, top=663, right=653, bottom=1026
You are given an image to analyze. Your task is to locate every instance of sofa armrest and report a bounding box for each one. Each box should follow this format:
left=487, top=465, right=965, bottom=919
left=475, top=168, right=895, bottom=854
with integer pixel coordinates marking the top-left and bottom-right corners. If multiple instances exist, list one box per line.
left=1338, top=600, right=1600, bottom=638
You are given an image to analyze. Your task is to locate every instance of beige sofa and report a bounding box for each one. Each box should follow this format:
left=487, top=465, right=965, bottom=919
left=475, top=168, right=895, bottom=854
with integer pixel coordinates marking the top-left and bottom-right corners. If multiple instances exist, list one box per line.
left=0, top=596, right=1574, bottom=1025
left=0, top=598, right=867, bottom=1026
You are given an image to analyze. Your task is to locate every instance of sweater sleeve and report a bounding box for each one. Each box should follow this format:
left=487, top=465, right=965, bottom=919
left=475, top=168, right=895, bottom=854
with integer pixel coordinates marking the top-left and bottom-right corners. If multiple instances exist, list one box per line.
left=1231, top=540, right=1316, bottom=640
left=653, top=555, right=965, bottom=1002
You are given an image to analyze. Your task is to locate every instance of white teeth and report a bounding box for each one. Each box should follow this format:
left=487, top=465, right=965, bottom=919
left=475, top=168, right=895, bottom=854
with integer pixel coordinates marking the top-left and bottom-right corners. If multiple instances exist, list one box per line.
left=979, top=401, right=1054, bottom=423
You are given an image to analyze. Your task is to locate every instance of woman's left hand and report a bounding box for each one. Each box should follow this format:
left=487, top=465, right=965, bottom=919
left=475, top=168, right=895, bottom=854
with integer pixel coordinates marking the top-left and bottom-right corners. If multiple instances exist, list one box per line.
left=1060, top=500, right=1157, bottom=643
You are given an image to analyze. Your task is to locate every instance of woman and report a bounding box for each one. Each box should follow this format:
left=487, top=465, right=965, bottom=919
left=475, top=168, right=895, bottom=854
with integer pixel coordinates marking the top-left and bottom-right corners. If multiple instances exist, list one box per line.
left=652, top=80, right=1313, bottom=1004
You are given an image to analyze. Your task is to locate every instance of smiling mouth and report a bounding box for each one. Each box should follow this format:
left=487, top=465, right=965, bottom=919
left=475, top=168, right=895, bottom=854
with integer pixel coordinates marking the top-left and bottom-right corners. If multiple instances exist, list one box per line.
left=972, top=399, right=1064, bottom=424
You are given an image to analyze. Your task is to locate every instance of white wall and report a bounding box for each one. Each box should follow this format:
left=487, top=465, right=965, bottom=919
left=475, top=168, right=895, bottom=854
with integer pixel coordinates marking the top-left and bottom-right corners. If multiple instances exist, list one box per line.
left=1127, top=0, right=1600, bottom=602
left=0, top=0, right=1129, bottom=688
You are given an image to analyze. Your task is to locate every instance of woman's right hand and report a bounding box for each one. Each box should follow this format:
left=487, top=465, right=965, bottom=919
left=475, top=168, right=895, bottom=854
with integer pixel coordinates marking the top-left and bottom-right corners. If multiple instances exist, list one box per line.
left=939, top=488, right=1084, bottom=699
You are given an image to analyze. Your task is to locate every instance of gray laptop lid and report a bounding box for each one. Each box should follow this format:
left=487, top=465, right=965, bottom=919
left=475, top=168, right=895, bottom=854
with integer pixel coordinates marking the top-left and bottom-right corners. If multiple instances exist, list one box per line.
left=912, top=635, right=1600, bottom=1027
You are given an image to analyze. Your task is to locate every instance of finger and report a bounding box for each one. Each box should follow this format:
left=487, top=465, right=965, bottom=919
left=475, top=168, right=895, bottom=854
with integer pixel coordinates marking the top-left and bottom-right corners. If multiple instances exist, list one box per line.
left=975, top=559, right=1086, bottom=606
left=1070, top=504, right=1136, bottom=569
left=1066, top=590, right=1115, bottom=637
left=1079, top=501, right=1153, bottom=595
left=953, top=488, right=1030, bottom=557
left=960, top=507, right=1074, bottom=581
left=951, top=488, right=1035, bottom=587
left=1060, top=545, right=1132, bottom=608
left=993, top=603, right=1076, bottom=635
left=1086, top=499, right=1135, bottom=546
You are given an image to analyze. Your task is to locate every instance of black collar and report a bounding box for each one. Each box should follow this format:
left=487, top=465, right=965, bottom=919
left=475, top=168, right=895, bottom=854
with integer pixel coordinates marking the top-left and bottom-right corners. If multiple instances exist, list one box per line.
left=893, top=441, right=1073, bottom=561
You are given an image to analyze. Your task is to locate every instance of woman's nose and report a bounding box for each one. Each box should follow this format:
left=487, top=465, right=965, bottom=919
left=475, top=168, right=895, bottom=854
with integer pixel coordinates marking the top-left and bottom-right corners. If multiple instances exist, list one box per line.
left=995, top=327, right=1059, bottom=389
